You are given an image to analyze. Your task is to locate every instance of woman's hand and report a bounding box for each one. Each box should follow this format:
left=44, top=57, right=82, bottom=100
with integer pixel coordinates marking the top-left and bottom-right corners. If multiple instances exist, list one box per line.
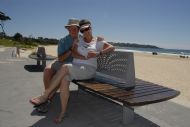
left=87, top=51, right=99, bottom=59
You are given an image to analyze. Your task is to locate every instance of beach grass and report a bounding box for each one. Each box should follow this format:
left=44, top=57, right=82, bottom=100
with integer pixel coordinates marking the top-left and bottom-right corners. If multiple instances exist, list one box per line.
left=0, top=38, right=37, bottom=49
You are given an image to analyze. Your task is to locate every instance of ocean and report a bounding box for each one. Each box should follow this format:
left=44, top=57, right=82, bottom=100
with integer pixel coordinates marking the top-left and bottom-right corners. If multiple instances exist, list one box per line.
left=116, top=47, right=190, bottom=57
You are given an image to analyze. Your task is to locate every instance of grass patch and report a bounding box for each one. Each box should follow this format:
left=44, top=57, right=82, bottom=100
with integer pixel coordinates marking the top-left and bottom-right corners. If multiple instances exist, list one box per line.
left=0, top=38, right=38, bottom=49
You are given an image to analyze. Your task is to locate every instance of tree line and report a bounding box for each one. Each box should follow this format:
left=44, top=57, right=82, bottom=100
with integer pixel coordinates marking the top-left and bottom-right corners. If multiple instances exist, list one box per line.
left=5, top=32, right=58, bottom=45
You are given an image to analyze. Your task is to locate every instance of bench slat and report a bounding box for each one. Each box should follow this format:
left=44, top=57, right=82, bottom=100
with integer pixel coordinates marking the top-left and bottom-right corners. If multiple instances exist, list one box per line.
left=74, top=79, right=180, bottom=106
left=118, top=87, right=169, bottom=98
left=101, top=85, right=163, bottom=95
left=125, top=90, right=179, bottom=106
left=103, top=86, right=167, bottom=98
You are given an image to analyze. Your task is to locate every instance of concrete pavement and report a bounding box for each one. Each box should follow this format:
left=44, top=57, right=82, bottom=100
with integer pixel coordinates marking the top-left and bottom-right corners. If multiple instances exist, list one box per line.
left=0, top=47, right=190, bottom=127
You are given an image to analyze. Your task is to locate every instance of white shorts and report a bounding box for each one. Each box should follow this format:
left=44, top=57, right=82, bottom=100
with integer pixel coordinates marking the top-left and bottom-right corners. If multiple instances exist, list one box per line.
left=64, top=64, right=96, bottom=81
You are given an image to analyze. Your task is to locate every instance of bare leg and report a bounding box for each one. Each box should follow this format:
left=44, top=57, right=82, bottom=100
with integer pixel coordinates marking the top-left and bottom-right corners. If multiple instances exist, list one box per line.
left=43, top=62, right=57, bottom=99
left=30, top=65, right=69, bottom=105
left=43, top=64, right=55, bottom=90
left=54, top=78, right=70, bottom=123
left=44, top=65, right=69, bottom=98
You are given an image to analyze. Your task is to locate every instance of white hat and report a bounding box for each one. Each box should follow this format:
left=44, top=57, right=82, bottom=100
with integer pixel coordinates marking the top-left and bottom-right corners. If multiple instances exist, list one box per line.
left=80, top=24, right=91, bottom=31
left=65, top=18, right=79, bottom=28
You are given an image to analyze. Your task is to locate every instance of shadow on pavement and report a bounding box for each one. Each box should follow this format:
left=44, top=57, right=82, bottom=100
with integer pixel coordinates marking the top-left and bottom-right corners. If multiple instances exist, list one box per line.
left=24, top=65, right=44, bottom=72
left=29, top=91, right=159, bottom=127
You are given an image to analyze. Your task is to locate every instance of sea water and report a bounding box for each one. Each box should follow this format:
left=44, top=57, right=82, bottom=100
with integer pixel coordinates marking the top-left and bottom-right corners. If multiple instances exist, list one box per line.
left=116, top=47, right=190, bottom=57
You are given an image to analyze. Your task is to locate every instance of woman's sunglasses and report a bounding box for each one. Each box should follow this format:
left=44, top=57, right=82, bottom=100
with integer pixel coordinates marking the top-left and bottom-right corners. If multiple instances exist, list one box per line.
left=80, top=27, right=91, bottom=33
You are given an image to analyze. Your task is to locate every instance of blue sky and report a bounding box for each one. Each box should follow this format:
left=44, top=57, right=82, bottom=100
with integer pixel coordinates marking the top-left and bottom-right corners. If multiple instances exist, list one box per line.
left=1, top=0, right=190, bottom=50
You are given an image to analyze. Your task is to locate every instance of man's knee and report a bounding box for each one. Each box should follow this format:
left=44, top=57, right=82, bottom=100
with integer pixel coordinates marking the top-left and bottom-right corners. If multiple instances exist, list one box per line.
left=60, top=65, right=69, bottom=73
left=44, top=66, right=54, bottom=75
left=45, top=62, right=53, bottom=69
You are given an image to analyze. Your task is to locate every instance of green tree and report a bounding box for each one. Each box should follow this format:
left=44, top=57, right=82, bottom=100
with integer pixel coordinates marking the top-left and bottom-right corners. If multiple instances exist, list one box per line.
left=13, top=32, right=23, bottom=41
left=0, top=11, right=11, bottom=36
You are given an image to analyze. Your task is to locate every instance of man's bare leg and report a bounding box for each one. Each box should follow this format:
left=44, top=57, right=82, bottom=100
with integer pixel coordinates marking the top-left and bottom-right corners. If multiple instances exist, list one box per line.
left=30, top=65, right=69, bottom=105
left=43, top=60, right=62, bottom=99
left=44, top=65, right=69, bottom=96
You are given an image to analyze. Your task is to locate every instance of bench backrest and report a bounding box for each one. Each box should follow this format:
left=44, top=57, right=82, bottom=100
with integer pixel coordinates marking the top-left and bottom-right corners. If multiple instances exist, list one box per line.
left=36, top=47, right=46, bottom=58
left=97, top=50, right=136, bottom=88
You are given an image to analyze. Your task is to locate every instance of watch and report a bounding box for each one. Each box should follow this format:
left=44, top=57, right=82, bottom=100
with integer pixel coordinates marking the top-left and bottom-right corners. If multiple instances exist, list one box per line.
left=99, top=50, right=103, bottom=55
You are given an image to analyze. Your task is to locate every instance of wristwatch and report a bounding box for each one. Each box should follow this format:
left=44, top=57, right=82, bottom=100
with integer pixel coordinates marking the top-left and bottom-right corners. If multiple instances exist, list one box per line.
left=99, top=50, right=103, bottom=55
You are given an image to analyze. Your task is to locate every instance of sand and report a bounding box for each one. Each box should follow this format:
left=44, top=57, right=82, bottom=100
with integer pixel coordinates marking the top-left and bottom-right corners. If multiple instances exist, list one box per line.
left=134, top=52, right=190, bottom=107
left=21, top=45, right=190, bottom=108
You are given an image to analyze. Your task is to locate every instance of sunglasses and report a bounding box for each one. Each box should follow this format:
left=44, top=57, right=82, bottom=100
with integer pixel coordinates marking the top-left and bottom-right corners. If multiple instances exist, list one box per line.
left=80, top=27, right=91, bottom=33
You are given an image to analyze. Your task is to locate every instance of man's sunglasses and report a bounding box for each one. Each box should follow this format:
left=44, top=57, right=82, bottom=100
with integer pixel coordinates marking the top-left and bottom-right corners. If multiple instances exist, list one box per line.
left=80, top=27, right=91, bottom=33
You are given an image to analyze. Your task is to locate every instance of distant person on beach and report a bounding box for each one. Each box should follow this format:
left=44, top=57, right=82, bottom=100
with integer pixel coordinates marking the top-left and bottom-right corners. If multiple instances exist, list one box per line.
left=16, top=46, right=20, bottom=57
left=30, top=19, right=114, bottom=123
left=12, top=46, right=20, bottom=58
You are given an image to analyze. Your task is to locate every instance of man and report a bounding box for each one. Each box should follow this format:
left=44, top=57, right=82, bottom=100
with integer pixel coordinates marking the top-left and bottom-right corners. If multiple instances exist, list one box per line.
left=32, top=18, right=80, bottom=112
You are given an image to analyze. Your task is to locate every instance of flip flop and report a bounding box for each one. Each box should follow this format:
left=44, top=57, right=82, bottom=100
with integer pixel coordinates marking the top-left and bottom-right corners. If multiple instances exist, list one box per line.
left=35, top=100, right=50, bottom=113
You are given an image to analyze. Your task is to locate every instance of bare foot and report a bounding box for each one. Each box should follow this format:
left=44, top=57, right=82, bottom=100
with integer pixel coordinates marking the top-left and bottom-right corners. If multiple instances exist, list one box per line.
left=54, top=112, right=66, bottom=124
left=29, top=94, right=48, bottom=106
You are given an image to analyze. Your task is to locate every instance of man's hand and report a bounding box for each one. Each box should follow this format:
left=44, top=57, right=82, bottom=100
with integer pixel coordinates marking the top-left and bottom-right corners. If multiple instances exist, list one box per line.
left=87, top=51, right=99, bottom=59
left=58, top=50, right=71, bottom=61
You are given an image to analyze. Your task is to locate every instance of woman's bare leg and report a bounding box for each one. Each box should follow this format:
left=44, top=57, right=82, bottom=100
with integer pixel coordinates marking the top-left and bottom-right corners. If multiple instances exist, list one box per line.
left=54, top=78, right=70, bottom=123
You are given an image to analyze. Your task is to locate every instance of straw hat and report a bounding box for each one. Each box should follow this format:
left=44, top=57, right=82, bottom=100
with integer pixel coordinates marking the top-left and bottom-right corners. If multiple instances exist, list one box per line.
left=65, top=18, right=80, bottom=28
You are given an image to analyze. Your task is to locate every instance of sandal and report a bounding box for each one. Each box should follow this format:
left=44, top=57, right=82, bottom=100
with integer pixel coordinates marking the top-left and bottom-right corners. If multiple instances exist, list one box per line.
left=29, top=95, right=48, bottom=107
left=34, top=99, right=51, bottom=113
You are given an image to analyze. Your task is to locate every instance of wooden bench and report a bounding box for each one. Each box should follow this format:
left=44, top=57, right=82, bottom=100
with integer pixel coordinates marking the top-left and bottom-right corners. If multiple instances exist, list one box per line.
left=29, top=47, right=56, bottom=67
left=73, top=50, right=180, bottom=124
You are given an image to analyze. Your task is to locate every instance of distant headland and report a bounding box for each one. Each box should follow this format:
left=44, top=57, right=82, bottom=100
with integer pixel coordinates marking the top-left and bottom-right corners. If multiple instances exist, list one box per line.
left=108, top=42, right=161, bottom=49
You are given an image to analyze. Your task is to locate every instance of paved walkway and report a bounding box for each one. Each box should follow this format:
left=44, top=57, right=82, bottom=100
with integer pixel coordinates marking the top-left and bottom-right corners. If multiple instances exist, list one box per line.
left=0, top=47, right=190, bottom=127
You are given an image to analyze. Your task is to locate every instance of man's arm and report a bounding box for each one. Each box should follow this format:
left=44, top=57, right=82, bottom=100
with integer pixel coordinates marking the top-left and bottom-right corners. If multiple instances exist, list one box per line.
left=71, top=42, right=86, bottom=60
left=58, top=50, right=72, bottom=62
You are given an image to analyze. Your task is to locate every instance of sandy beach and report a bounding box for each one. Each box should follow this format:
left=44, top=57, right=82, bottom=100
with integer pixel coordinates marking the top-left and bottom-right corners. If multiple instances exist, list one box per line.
left=134, top=52, right=190, bottom=107
left=21, top=45, right=190, bottom=108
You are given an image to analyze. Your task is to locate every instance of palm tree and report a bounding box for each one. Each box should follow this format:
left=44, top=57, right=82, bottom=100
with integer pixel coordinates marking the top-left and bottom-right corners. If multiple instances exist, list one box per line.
left=0, top=11, right=11, bottom=37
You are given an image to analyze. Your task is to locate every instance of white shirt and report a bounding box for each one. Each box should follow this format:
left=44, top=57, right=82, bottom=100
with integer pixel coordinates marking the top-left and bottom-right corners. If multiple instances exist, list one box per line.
left=73, top=37, right=105, bottom=68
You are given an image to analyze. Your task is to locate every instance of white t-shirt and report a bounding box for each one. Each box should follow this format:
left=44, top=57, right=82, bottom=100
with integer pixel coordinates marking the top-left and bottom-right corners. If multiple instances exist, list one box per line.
left=73, top=37, right=105, bottom=68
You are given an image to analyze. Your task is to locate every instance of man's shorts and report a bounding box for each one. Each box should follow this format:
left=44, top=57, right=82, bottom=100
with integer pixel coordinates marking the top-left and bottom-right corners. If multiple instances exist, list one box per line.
left=51, top=60, right=69, bottom=71
left=64, top=64, right=96, bottom=81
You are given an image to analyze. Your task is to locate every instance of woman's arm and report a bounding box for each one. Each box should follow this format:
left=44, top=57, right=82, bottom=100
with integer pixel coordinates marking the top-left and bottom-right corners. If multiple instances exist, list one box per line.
left=99, top=42, right=115, bottom=55
left=86, top=41, right=115, bottom=59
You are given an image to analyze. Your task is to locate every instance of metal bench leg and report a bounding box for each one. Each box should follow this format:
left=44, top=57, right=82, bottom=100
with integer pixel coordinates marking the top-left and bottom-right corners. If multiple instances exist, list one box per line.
left=42, top=60, right=46, bottom=67
left=123, top=105, right=134, bottom=124
left=37, top=60, right=41, bottom=66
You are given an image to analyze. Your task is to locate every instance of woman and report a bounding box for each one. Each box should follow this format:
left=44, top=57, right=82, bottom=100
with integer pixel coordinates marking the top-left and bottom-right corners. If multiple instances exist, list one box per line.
left=30, top=19, right=114, bottom=123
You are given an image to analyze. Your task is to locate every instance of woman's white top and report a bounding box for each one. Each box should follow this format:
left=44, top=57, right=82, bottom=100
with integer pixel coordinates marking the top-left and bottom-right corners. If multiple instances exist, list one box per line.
left=73, top=37, right=105, bottom=69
